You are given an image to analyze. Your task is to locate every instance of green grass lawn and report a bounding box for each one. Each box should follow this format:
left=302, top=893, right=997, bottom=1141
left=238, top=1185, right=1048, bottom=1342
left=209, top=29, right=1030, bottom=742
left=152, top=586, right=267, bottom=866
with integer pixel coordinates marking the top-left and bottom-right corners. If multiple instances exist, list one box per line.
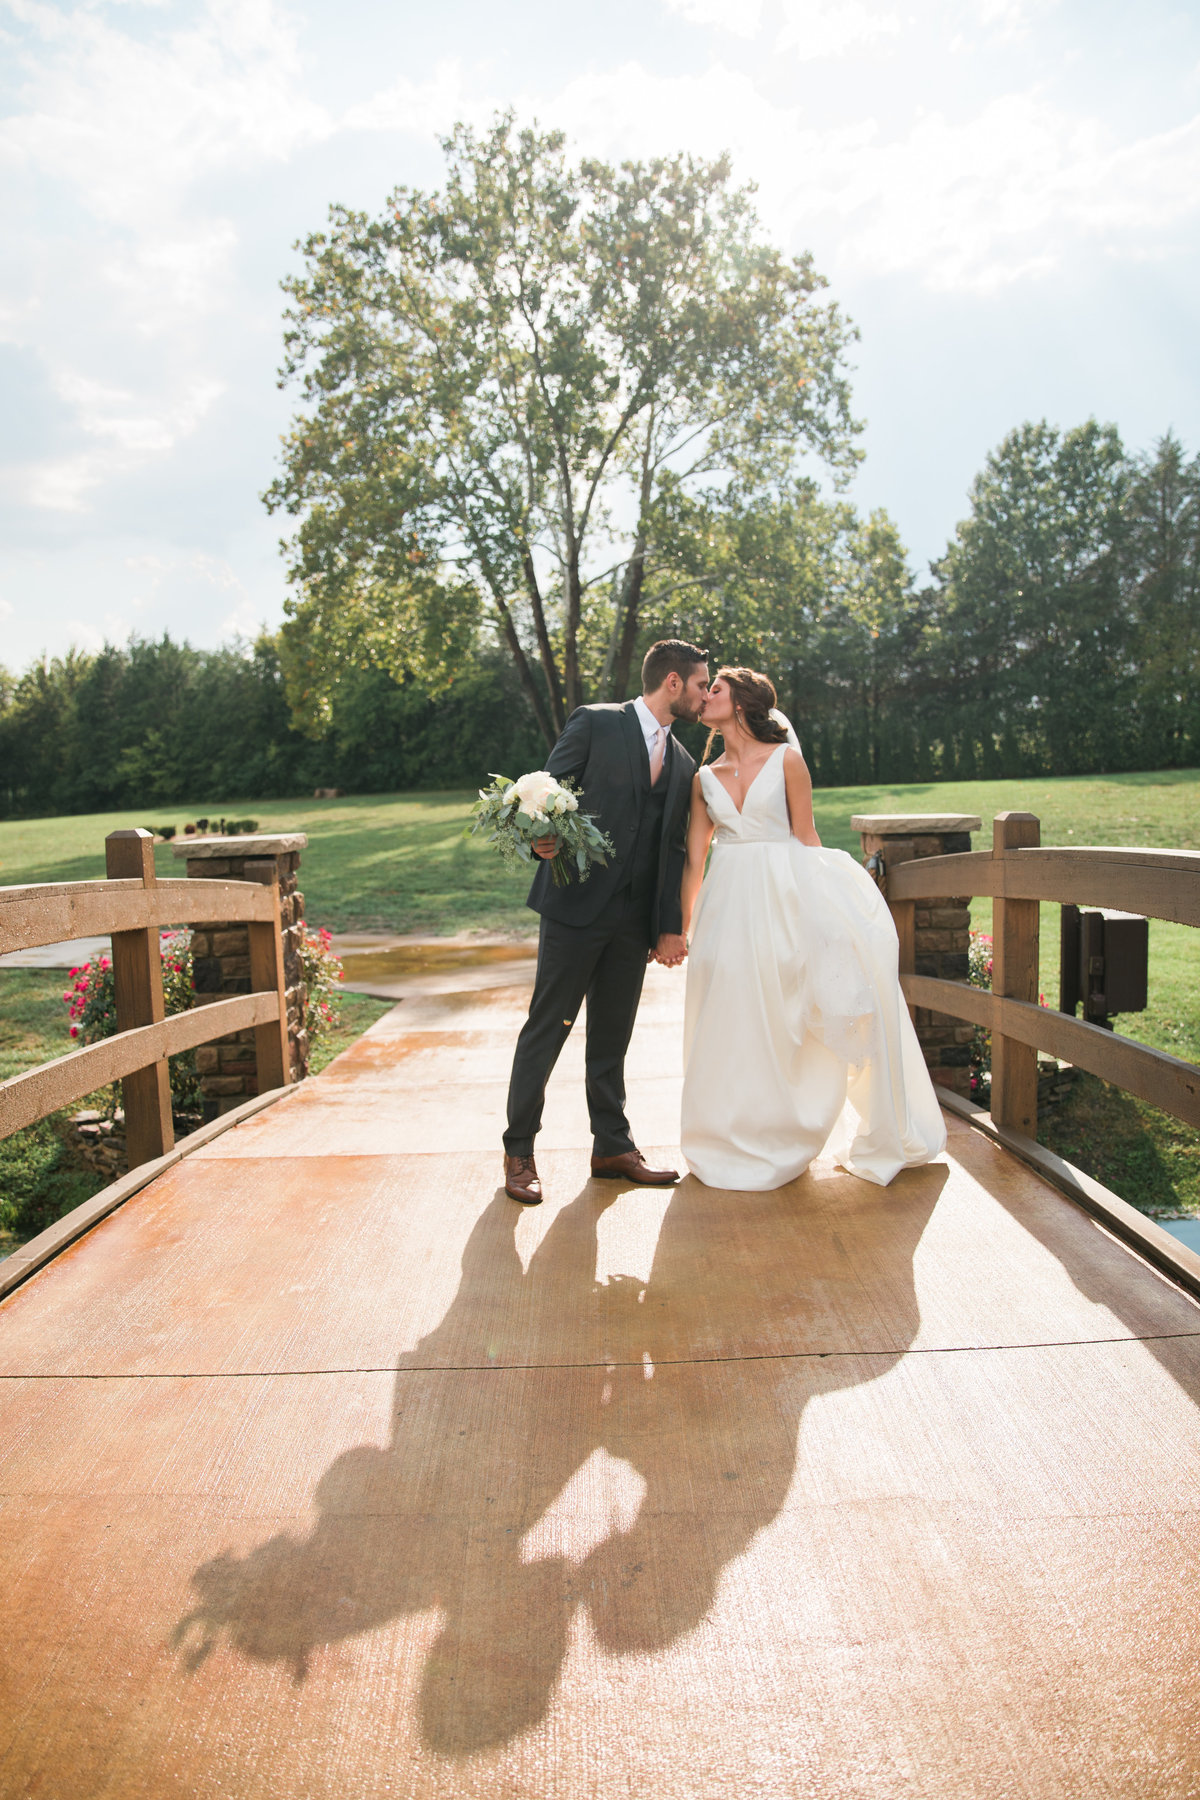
left=3, top=766, right=1198, bottom=1221
left=2, top=766, right=1198, bottom=935
left=0, top=969, right=111, bottom=1251
left=0, top=793, right=530, bottom=937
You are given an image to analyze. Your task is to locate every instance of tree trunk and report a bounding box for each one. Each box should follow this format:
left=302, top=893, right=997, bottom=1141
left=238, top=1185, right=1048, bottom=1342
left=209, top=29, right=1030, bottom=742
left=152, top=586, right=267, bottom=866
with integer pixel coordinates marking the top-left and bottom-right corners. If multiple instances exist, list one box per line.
left=606, top=421, right=655, bottom=702
left=495, top=604, right=557, bottom=748
left=563, top=542, right=583, bottom=715
left=610, top=548, right=647, bottom=700
left=519, top=546, right=566, bottom=734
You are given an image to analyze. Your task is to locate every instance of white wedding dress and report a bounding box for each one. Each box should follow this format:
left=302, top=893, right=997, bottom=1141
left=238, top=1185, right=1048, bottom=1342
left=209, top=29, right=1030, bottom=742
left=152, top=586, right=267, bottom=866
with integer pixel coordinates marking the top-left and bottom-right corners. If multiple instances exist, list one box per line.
left=681, top=745, right=947, bottom=1190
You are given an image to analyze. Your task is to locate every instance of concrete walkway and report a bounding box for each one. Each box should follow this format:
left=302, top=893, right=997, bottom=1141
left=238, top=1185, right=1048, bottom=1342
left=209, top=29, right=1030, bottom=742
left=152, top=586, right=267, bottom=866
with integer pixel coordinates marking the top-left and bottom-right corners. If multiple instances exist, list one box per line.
left=3, top=967, right=1200, bottom=1798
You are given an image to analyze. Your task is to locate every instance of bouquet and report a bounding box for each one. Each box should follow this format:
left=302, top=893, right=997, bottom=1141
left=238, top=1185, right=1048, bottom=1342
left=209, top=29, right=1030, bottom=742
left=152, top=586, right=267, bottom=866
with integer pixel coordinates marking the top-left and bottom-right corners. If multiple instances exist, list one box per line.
left=471, top=770, right=614, bottom=888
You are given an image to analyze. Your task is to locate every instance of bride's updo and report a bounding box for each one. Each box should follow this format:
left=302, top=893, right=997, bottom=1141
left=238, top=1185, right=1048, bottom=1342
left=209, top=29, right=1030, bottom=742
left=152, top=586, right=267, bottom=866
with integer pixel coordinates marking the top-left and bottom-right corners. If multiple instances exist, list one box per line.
left=705, top=665, right=789, bottom=762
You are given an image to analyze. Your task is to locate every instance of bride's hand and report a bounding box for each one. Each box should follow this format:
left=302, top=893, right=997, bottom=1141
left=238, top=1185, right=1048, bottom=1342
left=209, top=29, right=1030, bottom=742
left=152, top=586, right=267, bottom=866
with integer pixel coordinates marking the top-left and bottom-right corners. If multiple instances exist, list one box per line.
left=652, top=932, right=687, bottom=967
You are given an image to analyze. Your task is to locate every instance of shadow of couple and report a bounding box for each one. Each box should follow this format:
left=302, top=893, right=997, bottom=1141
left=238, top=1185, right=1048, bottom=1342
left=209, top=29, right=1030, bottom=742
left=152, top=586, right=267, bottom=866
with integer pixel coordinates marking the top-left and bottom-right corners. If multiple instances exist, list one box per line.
left=174, top=1162, right=944, bottom=1757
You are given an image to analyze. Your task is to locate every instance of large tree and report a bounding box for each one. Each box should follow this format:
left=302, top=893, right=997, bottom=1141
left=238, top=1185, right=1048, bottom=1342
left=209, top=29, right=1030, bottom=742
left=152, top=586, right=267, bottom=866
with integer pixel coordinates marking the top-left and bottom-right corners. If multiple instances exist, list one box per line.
left=266, top=114, right=860, bottom=743
left=1121, top=432, right=1200, bottom=766
left=926, top=419, right=1132, bottom=775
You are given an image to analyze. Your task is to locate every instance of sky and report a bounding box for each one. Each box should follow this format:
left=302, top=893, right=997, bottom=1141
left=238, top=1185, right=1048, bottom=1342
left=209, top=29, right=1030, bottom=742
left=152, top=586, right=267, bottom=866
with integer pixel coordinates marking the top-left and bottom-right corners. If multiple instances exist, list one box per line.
left=2, top=0, right=1198, bottom=672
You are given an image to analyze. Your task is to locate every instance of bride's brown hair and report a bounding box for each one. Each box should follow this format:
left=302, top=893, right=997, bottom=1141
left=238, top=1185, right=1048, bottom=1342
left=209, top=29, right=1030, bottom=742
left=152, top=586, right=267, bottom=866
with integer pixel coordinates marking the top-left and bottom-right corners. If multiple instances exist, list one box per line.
left=704, top=666, right=789, bottom=764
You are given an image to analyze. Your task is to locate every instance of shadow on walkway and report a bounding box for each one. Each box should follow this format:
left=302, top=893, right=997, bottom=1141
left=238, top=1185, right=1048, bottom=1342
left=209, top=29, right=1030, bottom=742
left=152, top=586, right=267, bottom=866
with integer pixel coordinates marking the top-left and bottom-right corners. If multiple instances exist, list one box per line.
left=175, top=1168, right=943, bottom=1756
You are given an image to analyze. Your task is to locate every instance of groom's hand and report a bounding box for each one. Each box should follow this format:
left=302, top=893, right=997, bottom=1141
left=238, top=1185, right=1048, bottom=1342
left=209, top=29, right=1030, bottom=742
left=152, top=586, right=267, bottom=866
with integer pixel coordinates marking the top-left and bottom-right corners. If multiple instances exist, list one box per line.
left=532, top=835, right=558, bottom=859
left=652, top=932, right=687, bottom=967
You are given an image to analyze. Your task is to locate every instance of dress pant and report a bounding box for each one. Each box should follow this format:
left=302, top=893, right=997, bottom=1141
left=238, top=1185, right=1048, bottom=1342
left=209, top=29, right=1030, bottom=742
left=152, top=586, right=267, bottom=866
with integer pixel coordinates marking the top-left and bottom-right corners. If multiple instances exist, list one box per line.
left=503, top=885, right=653, bottom=1158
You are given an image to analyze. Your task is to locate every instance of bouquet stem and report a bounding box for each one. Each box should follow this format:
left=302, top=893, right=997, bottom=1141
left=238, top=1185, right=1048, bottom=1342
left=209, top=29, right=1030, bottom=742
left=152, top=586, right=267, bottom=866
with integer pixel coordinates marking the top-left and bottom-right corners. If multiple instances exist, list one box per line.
left=549, top=848, right=571, bottom=887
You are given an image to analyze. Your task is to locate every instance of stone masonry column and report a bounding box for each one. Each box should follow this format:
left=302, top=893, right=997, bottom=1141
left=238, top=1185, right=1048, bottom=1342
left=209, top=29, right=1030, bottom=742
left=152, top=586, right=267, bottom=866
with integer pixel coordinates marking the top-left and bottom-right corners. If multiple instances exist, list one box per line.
left=852, top=812, right=982, bottom=1100
left=172, top=832, right=310, bottom=1116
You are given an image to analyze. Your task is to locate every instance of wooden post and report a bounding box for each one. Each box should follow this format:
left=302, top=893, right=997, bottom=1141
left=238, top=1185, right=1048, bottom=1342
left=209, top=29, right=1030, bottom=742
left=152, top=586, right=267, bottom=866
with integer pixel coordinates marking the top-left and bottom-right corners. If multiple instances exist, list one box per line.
left=105, top=830, right=174, bottom=1166
left=991, top=810, right=1041, bottom=1136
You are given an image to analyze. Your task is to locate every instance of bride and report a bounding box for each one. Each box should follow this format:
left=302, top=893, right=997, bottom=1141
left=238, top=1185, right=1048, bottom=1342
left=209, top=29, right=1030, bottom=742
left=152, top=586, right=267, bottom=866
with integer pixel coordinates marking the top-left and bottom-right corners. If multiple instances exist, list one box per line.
left=679, top=666, right=946, bottom=1191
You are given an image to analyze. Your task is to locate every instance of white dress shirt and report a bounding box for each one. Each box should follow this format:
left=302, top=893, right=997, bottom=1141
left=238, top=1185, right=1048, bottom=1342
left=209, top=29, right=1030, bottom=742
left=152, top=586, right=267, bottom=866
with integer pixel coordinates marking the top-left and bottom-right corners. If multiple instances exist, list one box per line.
left=632, top=694, right=670, bottom=769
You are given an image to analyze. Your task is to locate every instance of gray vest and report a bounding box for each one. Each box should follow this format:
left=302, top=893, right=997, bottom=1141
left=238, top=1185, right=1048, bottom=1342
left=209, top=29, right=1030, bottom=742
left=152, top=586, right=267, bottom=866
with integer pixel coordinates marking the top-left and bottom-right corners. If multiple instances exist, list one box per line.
left=623, top=741, right=672, bottom=908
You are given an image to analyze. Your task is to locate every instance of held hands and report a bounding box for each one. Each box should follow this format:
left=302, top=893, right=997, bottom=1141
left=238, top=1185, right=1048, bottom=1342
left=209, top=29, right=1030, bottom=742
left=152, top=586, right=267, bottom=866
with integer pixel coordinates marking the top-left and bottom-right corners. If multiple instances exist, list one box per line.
left=651, top=932, right=687, bottom=968
left=532, top=828, right=684, bottom=966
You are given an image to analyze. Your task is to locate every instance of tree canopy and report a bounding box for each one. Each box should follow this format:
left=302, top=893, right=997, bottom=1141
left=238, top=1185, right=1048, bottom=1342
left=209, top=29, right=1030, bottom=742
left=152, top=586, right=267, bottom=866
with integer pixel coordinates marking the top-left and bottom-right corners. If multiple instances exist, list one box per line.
left=266, top=113, right=861, bottom=743
left=5, top=423, right=1198, bottom=820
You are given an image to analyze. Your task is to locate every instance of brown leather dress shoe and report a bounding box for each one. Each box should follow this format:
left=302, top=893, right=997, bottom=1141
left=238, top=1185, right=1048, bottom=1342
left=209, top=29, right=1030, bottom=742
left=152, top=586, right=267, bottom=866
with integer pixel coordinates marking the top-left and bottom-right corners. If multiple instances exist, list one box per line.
left=504, top=1153, right=543, bottom=1205
left=590, top=1149, right=679, bottom=1186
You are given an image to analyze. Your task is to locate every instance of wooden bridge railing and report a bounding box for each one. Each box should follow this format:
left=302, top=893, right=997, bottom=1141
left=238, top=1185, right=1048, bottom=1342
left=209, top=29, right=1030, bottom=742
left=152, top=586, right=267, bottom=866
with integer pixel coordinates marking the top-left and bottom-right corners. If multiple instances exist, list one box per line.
left=888, top=810, right=1200, bottom=1138
left=0, top=829, right=290, bottom=1167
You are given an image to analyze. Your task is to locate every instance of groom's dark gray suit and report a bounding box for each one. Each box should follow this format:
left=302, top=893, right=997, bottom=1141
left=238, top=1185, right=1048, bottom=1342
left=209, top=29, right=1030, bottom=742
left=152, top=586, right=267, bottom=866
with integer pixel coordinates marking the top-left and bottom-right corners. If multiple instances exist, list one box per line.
left=503, top=700, right=695, bottom=1158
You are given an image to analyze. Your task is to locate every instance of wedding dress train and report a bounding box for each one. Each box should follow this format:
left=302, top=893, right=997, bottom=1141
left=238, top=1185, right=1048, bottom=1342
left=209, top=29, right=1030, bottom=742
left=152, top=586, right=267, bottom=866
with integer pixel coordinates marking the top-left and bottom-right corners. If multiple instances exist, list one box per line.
left=681, top=746, right=947, bottom=1190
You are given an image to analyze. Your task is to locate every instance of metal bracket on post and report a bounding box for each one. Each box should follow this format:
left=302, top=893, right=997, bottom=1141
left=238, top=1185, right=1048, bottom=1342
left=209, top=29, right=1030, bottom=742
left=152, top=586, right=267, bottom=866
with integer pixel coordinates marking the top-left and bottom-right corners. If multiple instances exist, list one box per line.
left=990, top=810, right=1041, bottom=1137
left=105, top=829, right=174, bottom=1166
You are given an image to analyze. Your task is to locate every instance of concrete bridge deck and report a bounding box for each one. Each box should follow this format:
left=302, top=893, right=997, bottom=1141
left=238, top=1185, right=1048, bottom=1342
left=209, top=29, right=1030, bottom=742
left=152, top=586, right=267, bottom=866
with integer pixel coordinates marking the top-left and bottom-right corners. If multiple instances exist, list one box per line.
left=3, top=966, right=1200, bottom=1798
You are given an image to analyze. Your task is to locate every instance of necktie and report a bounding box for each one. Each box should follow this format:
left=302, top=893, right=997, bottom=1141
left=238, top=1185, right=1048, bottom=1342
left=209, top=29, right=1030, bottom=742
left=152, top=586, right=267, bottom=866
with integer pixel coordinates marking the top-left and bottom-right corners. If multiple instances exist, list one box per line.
left=649, top=725, right=666, bottom=785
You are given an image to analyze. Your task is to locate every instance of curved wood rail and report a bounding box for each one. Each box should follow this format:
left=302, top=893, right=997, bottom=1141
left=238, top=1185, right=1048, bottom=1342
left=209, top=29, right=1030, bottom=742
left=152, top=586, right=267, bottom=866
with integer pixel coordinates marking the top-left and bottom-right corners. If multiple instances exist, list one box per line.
left=889, top=846, right=1200, bottom=928
left=885, top=814, right=1200, bottom=1140
left=0, top=877, right=277, bottom=957
left=903, top=974, right=1200, bottom=1128
left=1, top=830, right=293, bottom=1169
left=0, top=993, right=281, bottom=1139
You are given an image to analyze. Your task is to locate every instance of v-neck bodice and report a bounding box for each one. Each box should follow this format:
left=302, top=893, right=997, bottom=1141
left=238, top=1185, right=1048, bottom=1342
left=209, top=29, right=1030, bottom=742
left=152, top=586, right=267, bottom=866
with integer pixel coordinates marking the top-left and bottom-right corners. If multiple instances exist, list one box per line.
left=699, top=744, right=791, bottom=844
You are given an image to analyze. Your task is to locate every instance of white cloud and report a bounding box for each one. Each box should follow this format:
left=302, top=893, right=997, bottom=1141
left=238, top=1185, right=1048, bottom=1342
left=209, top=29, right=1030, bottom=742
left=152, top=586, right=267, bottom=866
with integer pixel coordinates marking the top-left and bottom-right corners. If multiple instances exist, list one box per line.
left=662, top=0, right=1047, bottom=53
left=10, top=371, right=228, bottom=511
left=527, top=61, right=1200, bottom=292
left=777, top=0, right=900, bottom=59
left=22, top=454, right=105, bottom=513
left=62, top=616, right=105, bottom=651
left=0, top=0, right=331, bottom=233
left=191, top=552, right=244, bottom=592
left=0, top=0, right=328, bottom=520
left=49, top=369, right=225, bottom=453
left=971, top=0, right=1044, bottom=38
left=662, top=0, right=763, bottom=38
left=343, top=59, right=492, bottom=136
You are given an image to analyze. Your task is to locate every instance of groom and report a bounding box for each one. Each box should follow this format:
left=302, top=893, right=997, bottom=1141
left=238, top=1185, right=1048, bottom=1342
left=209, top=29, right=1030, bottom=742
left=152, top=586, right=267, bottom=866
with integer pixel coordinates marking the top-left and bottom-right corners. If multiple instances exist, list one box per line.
left=502, top=640, right=711, bottom=1205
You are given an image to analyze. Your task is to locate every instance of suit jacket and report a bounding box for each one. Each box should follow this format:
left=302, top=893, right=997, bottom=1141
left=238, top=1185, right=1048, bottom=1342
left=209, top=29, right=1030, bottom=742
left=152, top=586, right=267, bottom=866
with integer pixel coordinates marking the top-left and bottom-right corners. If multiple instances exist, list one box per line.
left=526, top=701, right=696, bottom=938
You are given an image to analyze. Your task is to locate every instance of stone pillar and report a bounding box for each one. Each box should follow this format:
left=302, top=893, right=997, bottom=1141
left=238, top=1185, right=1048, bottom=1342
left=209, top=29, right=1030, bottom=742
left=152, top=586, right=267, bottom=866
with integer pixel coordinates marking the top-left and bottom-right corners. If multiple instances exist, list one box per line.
left=172, top=833, right=309, bottom=1116
left=851, top=812, right=982, bottom=1100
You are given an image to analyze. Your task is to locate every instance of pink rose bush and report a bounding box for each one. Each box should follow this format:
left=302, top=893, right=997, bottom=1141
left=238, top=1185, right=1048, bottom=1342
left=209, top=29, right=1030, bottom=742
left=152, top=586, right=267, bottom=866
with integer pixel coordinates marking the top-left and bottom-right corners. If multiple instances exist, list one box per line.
left=298, top=924, right=344, bottom=1046
left=63, top=932, right=199, bottom=1110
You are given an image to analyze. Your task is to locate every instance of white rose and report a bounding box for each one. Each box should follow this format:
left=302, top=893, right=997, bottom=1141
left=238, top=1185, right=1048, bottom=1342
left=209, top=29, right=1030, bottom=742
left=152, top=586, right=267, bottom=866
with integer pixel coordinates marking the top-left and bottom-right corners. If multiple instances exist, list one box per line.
left=514, top=770, right=557, bottom=814
left=564, top=792, right=579, bottom=812
left=503, top=786, right=518, bottom=804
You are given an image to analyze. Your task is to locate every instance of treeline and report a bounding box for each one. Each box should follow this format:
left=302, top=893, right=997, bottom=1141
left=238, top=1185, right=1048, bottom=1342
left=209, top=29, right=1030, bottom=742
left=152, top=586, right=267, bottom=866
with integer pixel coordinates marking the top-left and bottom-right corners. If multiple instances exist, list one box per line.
left=0, top=637, right=545, bottom=817
left=2, top=420, right=1197, bottom=817
left=668, top=422, right=1200, bottom=786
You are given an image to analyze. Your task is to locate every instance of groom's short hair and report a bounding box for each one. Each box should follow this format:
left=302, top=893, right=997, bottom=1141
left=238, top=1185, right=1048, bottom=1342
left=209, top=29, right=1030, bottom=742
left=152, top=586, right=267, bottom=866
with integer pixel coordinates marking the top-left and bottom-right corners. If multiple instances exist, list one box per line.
left=642, top=639, right=709, bottom=693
